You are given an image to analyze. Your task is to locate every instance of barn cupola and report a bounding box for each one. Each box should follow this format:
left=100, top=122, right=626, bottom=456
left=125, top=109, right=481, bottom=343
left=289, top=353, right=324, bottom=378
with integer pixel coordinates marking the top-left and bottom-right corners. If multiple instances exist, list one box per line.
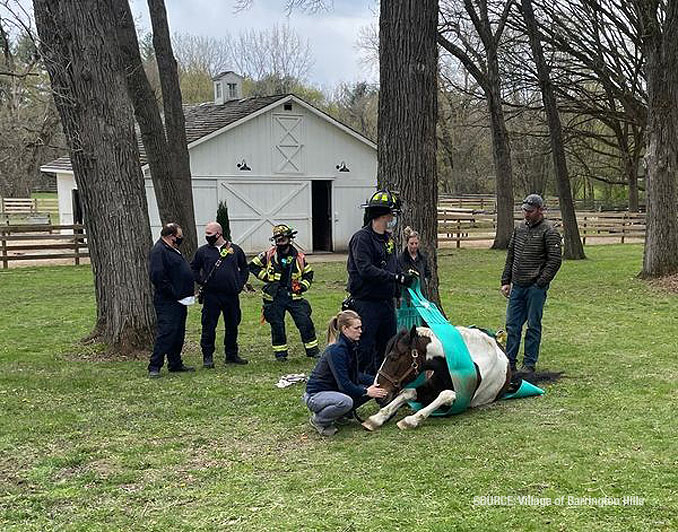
left=212, top=71, right=243, bottom=104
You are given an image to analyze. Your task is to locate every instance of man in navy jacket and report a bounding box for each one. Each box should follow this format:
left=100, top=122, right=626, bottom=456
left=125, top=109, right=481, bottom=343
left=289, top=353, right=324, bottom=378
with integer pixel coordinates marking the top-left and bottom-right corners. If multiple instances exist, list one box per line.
left=148, top=223, right=196, bottom=378
left=191, top=222, right=249, bottom=368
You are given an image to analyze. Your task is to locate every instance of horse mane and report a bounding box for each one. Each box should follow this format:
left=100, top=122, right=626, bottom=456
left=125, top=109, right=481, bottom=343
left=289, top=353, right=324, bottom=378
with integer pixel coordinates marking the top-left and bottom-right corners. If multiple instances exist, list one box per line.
left=384, top=328, right=410, bottom=356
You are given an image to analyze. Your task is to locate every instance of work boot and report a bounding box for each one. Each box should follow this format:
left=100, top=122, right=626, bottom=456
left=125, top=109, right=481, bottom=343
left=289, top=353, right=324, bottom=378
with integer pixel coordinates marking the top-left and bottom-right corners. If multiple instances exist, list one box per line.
left=225, top=354, right=248, bottom=365
left=203, top=355, right=215, bottom=369
left=305, top=346, right=321, bottom=359
left=148, top=368, right=161, bottom=378
left=168, top=365, right=195, bottom=373
left=275, top=351, right=289, bottom=362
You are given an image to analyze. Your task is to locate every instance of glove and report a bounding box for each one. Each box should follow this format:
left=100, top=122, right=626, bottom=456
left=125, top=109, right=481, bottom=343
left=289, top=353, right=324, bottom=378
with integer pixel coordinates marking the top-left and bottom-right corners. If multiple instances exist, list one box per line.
left=291, top=280, right=305, bottom=294
left=394, top=272, right=415, bottom=287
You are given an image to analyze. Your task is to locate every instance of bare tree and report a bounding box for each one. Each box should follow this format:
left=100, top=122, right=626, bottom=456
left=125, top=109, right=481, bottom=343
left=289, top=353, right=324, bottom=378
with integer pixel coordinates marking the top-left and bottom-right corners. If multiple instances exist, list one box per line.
left=33, top=0, right=155, bottom=353
left=523, top=0, right=647, bottom=212
left=147, top=0, right=198, bottom=259
left=0, top=6, right=63, bottom=196
left=438, top=0, right=516, bottom=249
left=519, top=0, right=585, bottom=259
left=112, top=0, right=198, bottom=258
left=633, top=0, right=678, bottom=277
left=379, top=0, right=442, bottom=305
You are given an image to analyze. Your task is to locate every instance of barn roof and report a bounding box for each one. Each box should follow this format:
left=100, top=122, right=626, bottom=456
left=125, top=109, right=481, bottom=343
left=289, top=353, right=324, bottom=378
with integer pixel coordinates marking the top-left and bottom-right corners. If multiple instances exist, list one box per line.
left=41, top=94, right=336, bottom=174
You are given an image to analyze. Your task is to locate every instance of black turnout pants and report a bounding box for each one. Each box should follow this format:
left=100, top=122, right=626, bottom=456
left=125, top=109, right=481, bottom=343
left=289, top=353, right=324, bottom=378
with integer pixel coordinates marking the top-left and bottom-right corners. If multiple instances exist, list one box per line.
left=263, top=293, right=317, bottom=358
left=149, top=299, right=187, bottom=371
left=353, top=298, right=397, bottom=374
left=200, top=292, right=241, bottom=360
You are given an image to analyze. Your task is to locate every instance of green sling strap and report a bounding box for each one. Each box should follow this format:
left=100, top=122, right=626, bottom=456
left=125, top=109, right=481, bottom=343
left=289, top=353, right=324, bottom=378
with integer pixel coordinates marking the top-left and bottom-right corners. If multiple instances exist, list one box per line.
left=396, top=278, right=543, bottom=417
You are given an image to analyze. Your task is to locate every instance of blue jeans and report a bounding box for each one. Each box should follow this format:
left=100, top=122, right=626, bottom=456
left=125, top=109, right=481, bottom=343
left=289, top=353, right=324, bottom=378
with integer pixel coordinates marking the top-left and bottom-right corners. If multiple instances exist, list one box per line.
left=505, top=283, right=548, bottom=368
left=303, top=392, right=353, bottom=427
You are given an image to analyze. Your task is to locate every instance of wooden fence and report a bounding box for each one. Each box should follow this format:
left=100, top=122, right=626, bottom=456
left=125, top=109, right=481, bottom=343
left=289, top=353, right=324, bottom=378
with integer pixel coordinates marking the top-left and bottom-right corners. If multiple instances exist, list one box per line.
left=1, top=197, right=58, bottom=225
left=0, top=224, right=87, bottom=269
left=437, top=208, right=646, bottom=247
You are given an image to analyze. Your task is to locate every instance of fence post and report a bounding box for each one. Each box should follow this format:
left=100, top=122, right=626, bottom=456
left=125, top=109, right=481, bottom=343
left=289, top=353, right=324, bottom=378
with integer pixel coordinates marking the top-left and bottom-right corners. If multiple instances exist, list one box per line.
left=1, top=227, right=7, bottom=269
left=582, top=216, right=587, bottom=246
left=456, top=219, right=461, bottom=248
left=73, top=233, right=80, bottom=266
left=621, top=213, right=626, bottom=244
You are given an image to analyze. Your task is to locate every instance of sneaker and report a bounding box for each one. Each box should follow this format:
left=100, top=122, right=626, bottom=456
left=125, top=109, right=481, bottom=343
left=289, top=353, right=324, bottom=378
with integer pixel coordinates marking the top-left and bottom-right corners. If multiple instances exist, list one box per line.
left=335, top=413, right=356, bottom=426
left=519, top=364, right=535, bottom=374
left=168, top=365, right=196, bottom=373
left=225, top=354, right=249, bottom=365
left=203, top=357, right=215, bottom=369
left=309, top=415, right=338, bottom=437
left=148, top=369, right=161, bottom=378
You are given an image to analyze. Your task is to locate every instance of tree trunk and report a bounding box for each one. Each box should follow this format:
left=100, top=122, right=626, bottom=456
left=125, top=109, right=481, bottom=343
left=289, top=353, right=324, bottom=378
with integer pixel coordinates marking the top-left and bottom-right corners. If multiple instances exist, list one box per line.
left=378, top=0, right=441, bottom=307
left=486, top=78, right=515, bottom=250
left=33, top=0, right=155, bottom=353
left=147, top=0, right=198, bottom=259
left=520, top=0, right=585, bottom=260
left=635, top=0, right=678, bottom=277
left=112, top=0, right=188, bottom=240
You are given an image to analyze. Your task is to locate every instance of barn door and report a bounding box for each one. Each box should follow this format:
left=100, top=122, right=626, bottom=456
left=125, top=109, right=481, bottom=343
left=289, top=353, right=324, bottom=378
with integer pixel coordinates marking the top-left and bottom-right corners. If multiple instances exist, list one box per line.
left=219, top=180, right=312, bottom=253
left=272, top=114, right=303, bottom=174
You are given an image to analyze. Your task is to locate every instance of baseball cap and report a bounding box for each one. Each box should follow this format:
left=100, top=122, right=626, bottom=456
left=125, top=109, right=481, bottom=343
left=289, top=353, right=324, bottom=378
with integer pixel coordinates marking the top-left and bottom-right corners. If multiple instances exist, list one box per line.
left=521, top=194, right=544, bottom=211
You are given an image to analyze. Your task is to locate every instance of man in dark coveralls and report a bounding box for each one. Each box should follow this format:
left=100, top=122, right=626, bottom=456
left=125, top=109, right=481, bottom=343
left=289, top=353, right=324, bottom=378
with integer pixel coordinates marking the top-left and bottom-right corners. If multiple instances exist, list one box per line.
left=191, top=221, right=249, bottom=368
left=347, top=189, right=414, bottom=374
left=148, top=223, right=196, bottom=378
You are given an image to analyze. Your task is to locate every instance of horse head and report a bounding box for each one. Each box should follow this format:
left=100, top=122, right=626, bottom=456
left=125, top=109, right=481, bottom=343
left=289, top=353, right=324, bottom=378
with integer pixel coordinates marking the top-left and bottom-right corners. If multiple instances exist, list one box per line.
left=375, top=325, right=431, bottom=407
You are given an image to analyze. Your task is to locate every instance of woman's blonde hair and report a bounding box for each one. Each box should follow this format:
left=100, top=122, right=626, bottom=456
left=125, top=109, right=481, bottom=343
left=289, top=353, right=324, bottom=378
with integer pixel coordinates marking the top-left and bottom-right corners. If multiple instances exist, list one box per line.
left=403, top=226, right=420, bottom=243
left=326, top=310, right=361, bottom=344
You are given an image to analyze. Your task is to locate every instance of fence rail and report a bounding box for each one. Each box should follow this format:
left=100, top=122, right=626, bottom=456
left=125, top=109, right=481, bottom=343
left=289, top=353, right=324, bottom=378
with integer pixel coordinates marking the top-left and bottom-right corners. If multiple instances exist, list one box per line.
left=1, top=197, right=58, bottom=226
left=437, top=208, right=646, bottom=247
left=1, top=224, right=87, bottom=269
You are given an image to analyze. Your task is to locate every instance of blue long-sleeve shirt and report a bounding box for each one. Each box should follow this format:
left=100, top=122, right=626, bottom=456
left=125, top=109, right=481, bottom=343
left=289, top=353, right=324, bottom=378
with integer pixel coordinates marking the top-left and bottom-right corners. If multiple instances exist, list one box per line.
left=306, top=333, right=374, bottom=401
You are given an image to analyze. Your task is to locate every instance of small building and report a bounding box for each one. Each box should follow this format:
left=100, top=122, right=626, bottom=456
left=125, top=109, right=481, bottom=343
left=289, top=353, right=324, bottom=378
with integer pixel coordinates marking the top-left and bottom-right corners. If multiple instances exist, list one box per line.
left=41, top=72, right=377, bottom=253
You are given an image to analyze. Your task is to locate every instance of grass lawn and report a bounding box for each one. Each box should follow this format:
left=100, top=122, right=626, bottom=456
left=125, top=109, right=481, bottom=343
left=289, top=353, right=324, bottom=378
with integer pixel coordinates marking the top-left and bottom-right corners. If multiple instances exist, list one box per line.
left=0, top=245, right=675, bottom=531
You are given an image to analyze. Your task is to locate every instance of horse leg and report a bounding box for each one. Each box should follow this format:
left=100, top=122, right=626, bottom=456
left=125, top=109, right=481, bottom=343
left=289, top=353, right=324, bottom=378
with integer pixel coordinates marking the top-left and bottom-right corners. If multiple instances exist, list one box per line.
left=362, top=388, right=417, bottom=431
left=397, top=390, right=457, bottom=430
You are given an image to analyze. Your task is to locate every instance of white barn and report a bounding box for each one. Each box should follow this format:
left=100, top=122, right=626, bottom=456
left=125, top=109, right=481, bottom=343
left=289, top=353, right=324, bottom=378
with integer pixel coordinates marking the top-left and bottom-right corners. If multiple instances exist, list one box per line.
left=41, top=72, right=377, bottom=253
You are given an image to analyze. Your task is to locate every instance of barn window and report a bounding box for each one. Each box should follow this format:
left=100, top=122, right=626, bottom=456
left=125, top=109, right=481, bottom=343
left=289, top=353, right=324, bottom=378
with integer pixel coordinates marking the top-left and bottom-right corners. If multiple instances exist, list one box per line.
left=215, top=83, right=222, bottom=99
left=284, top=103, right=293, bottom=111
left=228, top=83, right=237, bottom=98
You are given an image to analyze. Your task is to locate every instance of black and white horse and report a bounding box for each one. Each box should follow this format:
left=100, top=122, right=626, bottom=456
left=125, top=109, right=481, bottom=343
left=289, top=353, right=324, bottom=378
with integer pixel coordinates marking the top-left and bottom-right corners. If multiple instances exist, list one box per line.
left=362, top=326, right=513, bottom=431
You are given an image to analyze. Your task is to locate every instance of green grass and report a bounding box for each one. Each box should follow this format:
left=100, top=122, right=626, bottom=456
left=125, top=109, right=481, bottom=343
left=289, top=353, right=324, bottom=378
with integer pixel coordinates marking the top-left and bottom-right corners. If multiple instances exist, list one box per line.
left=0, top=245, right=675, bottom=531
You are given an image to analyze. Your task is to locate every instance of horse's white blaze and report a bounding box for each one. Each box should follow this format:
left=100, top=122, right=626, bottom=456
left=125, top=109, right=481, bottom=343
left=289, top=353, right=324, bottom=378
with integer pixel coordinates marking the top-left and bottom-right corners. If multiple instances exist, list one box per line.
left=416, top=327, right=444, bottom=360
left=397, top=390, right=457, bottom=430
left=455, top=327, right=508, bottom=407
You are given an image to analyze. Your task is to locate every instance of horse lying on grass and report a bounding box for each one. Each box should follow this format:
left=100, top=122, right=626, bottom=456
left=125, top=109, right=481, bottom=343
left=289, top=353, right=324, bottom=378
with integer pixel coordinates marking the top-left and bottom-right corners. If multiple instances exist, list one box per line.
left=362, top=326, right=561, bottom=431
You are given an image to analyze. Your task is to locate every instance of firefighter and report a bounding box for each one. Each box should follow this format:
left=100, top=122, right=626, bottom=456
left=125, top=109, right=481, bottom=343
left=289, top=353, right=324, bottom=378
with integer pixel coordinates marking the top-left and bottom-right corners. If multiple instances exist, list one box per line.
left=347, top=189, right=414, bottom=373
left=249, top=224, right=320, bottom=361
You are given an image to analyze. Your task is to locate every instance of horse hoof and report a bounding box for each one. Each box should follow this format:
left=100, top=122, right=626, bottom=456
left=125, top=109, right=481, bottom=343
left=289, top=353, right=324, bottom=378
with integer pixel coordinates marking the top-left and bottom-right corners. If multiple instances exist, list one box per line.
left=397, top=417, right=417, bottom=430
left=361, top=420, right=377, bottom=431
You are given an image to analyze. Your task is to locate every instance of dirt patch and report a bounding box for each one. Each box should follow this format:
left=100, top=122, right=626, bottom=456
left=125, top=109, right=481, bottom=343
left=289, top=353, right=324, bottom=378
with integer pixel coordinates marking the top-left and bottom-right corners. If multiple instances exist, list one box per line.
left=648, top=274, right=678, bottom=294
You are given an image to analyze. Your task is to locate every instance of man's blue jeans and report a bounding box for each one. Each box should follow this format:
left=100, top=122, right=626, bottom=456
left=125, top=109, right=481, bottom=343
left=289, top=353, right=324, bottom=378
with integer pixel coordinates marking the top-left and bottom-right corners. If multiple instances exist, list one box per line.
left=505, top=283, right=548, bottom=368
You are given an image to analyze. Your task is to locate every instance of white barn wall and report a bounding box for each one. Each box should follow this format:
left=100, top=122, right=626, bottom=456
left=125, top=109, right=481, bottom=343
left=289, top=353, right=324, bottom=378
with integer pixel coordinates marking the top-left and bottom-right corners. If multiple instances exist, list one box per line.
left=56, top=98, right=377, bottom=253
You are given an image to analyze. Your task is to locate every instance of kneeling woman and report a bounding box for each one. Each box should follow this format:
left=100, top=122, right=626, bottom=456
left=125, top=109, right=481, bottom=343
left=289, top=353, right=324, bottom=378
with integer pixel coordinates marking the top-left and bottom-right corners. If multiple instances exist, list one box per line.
left=303, top=310, right=387, bottom=436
